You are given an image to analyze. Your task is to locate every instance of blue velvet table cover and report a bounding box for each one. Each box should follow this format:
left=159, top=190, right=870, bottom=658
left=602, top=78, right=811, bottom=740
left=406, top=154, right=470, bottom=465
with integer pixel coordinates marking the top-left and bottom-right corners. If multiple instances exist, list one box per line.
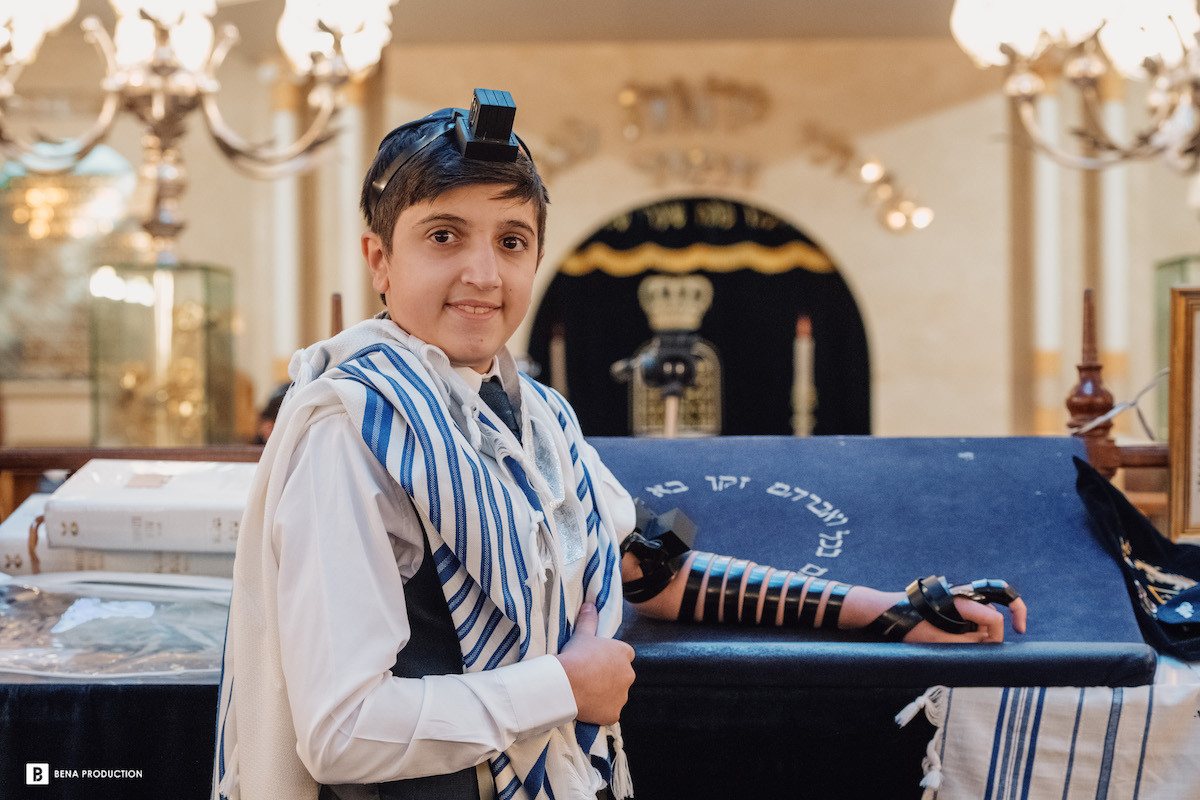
left=596, top=435, right=1156, bottom=688
left=592, top=436, right=1156, bottom=799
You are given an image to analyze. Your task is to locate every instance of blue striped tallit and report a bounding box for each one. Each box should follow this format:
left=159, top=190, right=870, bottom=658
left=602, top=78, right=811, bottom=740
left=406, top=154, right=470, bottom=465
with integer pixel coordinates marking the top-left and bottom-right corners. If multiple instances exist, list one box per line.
left=330, top=340, right=625, bottom=800
left=897, top=682, right=1200, bottom=800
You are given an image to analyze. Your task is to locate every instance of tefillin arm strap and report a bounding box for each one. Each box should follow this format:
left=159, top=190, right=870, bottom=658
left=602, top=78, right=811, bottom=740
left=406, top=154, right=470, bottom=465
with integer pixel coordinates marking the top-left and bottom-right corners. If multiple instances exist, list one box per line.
left=678, top=555, right=851, bottom=629
left=618, top=501, right=851, bottom=629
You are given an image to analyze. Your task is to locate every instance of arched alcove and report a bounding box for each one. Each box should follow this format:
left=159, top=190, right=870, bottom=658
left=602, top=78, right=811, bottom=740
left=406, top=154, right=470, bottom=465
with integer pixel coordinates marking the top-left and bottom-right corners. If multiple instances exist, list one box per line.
left=527, top=196, right=870, bottom=436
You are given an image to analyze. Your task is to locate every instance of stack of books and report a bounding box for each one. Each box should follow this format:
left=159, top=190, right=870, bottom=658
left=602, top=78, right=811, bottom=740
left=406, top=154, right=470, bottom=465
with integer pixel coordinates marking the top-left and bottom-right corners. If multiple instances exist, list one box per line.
left=1, top=459, right=257, bottom=577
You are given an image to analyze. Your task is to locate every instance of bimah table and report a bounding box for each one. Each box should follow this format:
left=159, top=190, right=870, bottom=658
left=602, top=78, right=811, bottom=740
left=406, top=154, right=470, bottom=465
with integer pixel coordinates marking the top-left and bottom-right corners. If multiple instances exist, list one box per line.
left=0, top=436, right=1154, bottom=799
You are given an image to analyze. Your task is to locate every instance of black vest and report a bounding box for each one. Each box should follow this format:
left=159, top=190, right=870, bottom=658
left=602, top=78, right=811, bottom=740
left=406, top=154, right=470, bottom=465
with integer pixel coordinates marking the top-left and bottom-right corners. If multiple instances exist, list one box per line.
left=320, top=536, right=481, bottom=800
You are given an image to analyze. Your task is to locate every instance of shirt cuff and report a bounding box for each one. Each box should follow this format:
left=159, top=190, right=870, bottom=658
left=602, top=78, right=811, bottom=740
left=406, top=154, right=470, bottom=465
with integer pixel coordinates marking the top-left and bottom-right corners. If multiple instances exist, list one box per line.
left=503, top=654, right=578, bottom=735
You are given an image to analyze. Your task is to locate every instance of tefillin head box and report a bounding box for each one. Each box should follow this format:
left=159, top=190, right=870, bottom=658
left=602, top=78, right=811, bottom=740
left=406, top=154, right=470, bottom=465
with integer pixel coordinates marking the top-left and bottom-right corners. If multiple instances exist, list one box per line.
left=454, top=88, right=521, bottom=162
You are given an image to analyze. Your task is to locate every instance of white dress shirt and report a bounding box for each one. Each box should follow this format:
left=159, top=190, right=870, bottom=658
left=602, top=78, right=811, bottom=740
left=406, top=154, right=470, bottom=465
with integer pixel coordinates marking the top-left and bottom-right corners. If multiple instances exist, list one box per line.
left=274, top=371, right=629, bottom=786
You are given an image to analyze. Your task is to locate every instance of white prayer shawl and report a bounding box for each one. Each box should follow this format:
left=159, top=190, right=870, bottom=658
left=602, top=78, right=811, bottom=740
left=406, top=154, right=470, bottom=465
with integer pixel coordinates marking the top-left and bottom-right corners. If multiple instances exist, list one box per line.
left=214, top=319, right=630, bottom=800
left=896, top=682, right=1200, bottom=800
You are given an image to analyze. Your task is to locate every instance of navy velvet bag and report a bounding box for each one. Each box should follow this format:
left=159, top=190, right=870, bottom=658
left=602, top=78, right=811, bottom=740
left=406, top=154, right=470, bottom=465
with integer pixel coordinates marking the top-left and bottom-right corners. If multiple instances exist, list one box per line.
left=1074, top=456, right=1200, bottom=661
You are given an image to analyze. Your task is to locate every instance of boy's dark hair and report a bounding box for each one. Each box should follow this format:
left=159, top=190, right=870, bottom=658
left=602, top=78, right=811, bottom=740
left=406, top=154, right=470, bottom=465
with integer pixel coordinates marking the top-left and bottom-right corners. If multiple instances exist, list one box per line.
left=360, top=112, right=550, bottom=259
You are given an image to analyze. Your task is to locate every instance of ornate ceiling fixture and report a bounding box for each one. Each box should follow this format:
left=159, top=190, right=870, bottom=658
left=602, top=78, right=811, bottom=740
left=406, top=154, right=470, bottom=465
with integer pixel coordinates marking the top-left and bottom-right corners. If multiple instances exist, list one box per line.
left=950, top=0, right=1200, bottom=171
left=0, top=0, right=397, bottom=260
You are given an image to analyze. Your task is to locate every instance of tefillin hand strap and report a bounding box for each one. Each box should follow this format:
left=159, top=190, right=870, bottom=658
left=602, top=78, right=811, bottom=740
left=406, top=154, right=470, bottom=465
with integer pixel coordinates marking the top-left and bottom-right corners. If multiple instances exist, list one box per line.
left=862, top=575, right=1021, bottom=641
left=678, top=555, right=851, bottom=629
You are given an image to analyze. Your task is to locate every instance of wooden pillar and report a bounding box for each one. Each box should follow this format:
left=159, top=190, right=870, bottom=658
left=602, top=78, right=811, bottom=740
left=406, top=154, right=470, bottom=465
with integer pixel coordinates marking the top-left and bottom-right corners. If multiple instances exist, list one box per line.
left=1008, top=99, right=1036, bottom=435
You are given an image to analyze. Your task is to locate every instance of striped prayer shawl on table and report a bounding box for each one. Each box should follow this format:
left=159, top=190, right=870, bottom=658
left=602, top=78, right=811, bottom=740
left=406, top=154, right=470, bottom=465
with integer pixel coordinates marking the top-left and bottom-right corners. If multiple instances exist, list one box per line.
left=330, top=338, right=629, bottom=800
left=896, top=682, right=1200, bottom=800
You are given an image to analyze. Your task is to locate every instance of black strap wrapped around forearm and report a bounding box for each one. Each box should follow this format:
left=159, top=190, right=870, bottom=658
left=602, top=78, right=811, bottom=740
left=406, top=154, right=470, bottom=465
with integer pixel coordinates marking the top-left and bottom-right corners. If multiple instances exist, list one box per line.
left=762, top=570, right=788, bottom=622
left=797, top=578, right=828, bottom=628
left=820, top=582, right=851, bottom=630
left=721, top=560, right=749, bottom=623
left=676, top=556, right=854, bottom=630
left=740, top=565, right=771, bottom=624
left=703, top=555, right=732, bottom=621
left=782, top=573, right=806, bottom=626
left=678, top=552, right=713, bottom=618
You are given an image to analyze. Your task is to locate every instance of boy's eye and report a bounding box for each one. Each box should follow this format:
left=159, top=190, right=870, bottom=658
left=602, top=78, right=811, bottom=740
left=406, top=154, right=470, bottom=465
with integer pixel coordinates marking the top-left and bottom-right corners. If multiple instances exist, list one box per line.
left=501, top=235, right=526, bottom=251
left=431, top=229, right=454, bottom=244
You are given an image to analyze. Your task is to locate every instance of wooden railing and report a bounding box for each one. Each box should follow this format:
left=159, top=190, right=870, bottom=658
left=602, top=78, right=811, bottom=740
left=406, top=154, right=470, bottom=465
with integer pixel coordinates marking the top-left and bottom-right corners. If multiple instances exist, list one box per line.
left=1066, top=289, right=1169, bottom=478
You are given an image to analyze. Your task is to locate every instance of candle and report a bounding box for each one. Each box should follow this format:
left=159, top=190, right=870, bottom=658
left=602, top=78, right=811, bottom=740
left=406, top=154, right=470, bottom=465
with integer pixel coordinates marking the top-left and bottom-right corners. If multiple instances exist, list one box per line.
left=792, top=316, right=815, bottom=436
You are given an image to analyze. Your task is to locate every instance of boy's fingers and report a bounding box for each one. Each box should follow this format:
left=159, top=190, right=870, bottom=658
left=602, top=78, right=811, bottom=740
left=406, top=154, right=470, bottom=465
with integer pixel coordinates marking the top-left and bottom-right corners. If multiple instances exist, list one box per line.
left=574, top=603, right=599, bottom=638
left=955, top=599, right=1006, bottom=641
left=1009, top=598, right=1028, bottom=634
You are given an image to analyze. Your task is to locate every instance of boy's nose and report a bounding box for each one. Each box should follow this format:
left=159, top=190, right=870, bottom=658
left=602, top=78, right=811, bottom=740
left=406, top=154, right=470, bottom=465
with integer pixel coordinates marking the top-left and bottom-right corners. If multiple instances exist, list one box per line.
left=460, top=243, right=501, bottom=289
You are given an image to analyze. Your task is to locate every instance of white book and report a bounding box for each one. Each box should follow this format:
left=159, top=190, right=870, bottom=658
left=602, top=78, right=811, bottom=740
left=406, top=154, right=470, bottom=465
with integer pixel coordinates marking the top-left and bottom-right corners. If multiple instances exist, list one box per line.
left=1, top=493, right=235, bottom=577
left=42, top=459, right=257, bottom=553
left=0, top=494, right=71, bottom=574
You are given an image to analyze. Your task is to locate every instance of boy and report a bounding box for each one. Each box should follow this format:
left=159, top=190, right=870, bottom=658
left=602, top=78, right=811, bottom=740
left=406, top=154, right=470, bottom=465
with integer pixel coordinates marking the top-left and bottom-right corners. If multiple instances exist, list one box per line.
left=214, top=91, right=1025, bottom=800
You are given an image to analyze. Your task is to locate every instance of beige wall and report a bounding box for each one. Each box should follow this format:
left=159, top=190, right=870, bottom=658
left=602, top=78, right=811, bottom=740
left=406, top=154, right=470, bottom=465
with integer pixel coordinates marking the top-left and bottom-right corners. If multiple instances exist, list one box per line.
left=3, top=31, right=1198, bottom=442
left=378, top=40, right=1011, bottom=435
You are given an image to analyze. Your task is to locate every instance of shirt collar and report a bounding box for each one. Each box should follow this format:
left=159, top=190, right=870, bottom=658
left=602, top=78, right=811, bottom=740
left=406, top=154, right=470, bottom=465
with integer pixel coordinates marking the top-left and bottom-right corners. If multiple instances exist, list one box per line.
left=454, top=357, right=500, bottom=393
left=376, top=314, right=520, bottom=412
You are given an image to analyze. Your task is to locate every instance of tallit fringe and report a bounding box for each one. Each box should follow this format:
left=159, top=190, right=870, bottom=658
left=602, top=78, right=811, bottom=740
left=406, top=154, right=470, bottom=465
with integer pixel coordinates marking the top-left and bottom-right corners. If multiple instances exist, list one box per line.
left=895, top=686, right=948, bottom=800
left=609, top=723, right=634, bottom=800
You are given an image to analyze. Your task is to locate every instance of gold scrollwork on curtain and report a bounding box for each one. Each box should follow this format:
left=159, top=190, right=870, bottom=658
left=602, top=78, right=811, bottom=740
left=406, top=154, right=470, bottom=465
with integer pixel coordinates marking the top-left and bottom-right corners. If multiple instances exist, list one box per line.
left=558, top=240, right=834, bottom=278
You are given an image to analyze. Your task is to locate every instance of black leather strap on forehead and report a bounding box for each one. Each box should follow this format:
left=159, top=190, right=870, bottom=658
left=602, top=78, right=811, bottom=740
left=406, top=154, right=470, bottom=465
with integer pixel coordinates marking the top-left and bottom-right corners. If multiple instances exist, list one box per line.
left=367, top=106, right=535, bottom=219
left=368, top=110, right=462, bottom=217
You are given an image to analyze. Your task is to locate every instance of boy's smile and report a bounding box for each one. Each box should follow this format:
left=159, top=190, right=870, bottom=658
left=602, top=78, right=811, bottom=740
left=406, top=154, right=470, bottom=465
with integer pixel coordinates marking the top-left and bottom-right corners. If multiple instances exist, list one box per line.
left=363, top=184, right=542, bottom=372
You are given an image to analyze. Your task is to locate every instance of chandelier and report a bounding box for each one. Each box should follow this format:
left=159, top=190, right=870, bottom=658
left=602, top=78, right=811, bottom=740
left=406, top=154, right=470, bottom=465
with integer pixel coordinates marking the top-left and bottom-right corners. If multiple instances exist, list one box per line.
left=950, top=0, right=1200, bottom=172
left=0, top=0, right=397, bottom=260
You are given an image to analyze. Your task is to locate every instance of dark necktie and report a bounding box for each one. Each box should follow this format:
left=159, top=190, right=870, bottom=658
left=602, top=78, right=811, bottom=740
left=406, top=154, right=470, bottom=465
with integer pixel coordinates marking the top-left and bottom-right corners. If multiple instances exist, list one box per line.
left=478, top=378, right=521, bottom=441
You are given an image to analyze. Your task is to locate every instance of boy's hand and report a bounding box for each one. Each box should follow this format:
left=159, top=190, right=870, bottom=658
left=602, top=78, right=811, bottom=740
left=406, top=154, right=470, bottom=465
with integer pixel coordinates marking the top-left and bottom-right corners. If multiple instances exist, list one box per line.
left=555, top=603, right=635, bottom=725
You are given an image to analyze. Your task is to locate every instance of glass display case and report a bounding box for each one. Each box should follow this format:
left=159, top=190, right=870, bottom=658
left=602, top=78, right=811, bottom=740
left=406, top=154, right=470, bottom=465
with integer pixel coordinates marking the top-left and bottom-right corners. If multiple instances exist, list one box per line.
left=89, top=262, right=235, bottom=446
left=0, top=147, right=147, bottom=382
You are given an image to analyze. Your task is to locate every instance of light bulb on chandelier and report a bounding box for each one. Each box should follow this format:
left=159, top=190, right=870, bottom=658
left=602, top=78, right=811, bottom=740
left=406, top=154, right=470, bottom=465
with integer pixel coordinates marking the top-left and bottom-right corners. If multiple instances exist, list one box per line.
left=0, top=0, right=398, bottom=261
left=950, top=0, right=1200, bottom=172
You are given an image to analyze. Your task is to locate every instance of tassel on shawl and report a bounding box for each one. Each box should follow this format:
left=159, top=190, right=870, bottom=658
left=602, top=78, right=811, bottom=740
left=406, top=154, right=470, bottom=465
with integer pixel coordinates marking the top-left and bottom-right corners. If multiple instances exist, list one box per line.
left=895, top=686, right=948, bottom=800
left=460, top=401, right=484, bottom=450
left=609, top=723, right=634, bottom=800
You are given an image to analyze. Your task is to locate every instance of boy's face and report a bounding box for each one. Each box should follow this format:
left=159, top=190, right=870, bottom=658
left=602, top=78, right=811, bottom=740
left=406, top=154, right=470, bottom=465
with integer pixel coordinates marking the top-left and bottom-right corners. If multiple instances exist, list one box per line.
left=363, top=183, right=541, bottom=372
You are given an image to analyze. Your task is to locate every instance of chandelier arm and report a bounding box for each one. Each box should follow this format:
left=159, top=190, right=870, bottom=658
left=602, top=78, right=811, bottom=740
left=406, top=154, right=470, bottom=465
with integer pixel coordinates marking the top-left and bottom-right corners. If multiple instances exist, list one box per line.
left=1075, top=82, right=1130, bottom=154
left=221, top=148, right=325, bottom=180
left=0, top=17, right=123, bottom=173
left=1012, top=98, right=1124, bottom=169
left=1076, top=81, right=1169, bottom=162
left=199, top=81, right=342, bottom=171
left=206, top=24, right=239, bottom=77
left=198, top=22, right=343, bottom=173
left=1, top=61, right=28, bottom=97
left=1012, top=95, right=1175, bottom=170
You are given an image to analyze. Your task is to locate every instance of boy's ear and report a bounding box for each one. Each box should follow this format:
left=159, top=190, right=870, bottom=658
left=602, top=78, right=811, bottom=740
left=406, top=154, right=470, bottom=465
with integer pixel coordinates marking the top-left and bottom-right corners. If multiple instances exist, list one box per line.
left=362, top=230, right=390, bottom=294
